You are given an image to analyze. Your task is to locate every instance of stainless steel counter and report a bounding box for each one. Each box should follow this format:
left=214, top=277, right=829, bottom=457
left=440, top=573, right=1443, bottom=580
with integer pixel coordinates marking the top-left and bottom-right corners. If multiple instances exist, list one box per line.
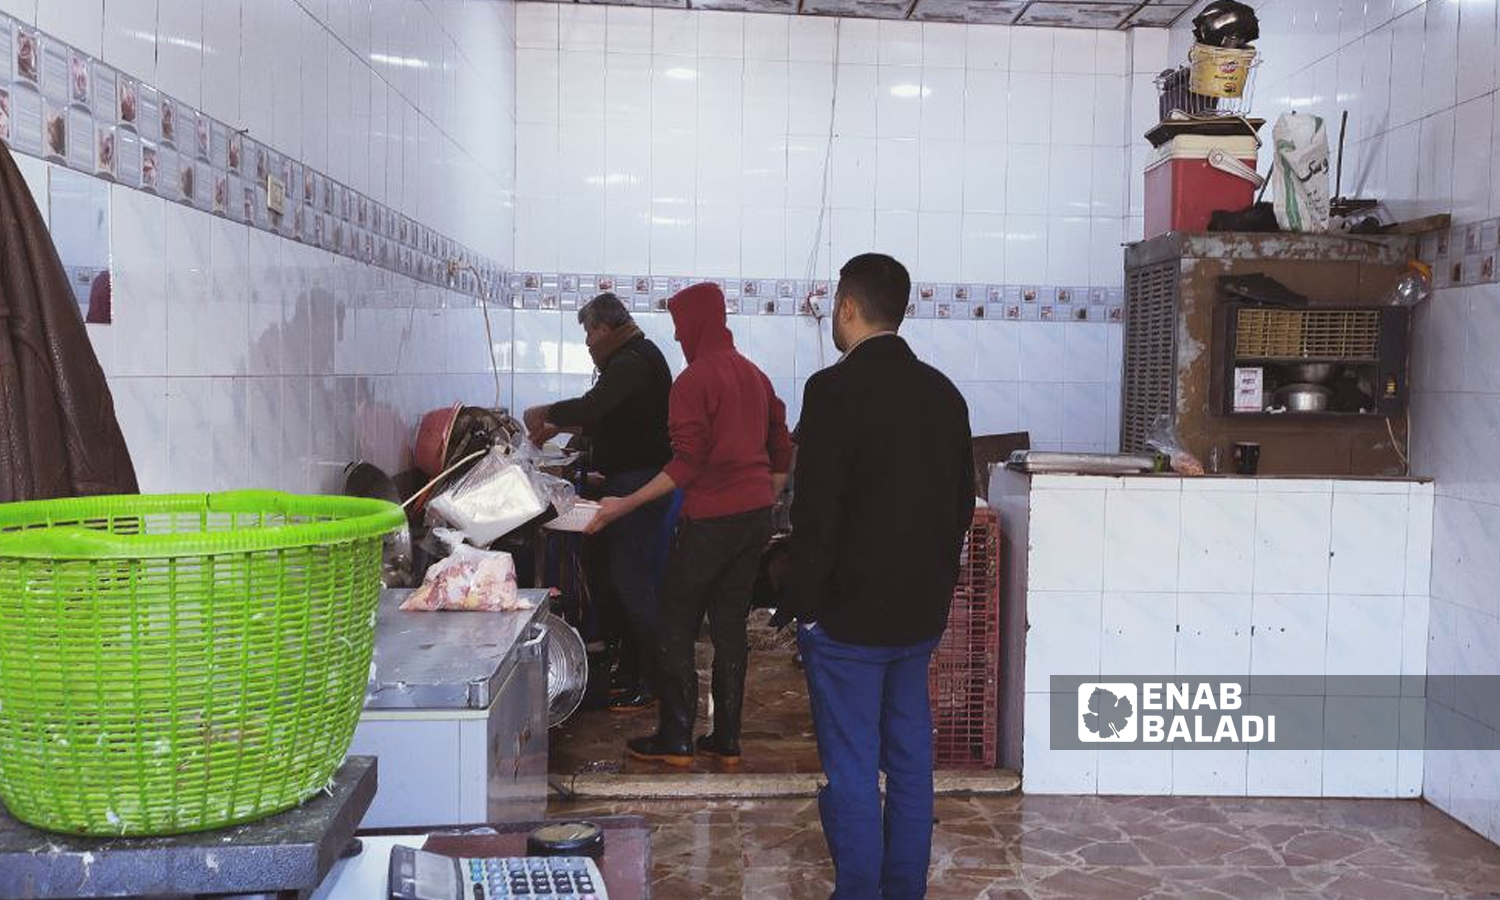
left=353, top=588, right=553, bottom=828
left=365, top=588, right=551, bottom=710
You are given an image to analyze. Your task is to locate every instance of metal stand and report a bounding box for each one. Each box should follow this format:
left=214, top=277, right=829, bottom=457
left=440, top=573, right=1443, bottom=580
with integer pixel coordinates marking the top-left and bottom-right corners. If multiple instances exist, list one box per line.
left=0, top=756, right=377, bottom=900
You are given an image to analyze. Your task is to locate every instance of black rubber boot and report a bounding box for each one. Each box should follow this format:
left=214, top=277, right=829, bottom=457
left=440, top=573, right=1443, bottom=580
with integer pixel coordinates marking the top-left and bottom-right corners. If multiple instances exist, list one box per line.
left=626, top=687, right=695, bottom=766
left=708, top=659, right=746, bottom=763
left=626, top=733, right=693, bottom=766
left=695, top=733, right=742, bottom=764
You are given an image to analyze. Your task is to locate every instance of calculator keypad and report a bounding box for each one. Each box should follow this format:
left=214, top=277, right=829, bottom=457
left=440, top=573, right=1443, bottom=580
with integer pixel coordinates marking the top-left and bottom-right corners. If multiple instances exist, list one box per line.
left=463, top=857, right=601, bottom=900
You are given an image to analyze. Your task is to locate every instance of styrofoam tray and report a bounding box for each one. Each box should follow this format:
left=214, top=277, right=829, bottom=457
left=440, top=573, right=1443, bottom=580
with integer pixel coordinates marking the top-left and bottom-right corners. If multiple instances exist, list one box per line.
left=542, top=500, right=600, bottom=532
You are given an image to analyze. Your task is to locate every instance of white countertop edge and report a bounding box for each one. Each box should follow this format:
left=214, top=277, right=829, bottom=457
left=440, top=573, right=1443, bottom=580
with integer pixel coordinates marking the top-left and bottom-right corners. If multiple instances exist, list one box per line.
left=1017, top=473, right=1429, bottom=495
left=309, top=834, right=425, bottom=900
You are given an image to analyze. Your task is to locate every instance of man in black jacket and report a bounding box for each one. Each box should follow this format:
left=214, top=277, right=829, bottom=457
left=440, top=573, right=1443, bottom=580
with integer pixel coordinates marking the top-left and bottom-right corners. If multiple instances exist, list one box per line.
left=525, top=293, right=673, bottom=710
left=785, top=254, right=974, bottom=900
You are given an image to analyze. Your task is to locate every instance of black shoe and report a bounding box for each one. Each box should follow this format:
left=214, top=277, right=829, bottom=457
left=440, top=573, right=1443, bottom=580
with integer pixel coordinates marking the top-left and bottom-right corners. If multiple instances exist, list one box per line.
left=695, top=734, right=742, bottom=764
left=626, top=733, right=693, bottom=767
left=608, top=689, right=657, bottom=713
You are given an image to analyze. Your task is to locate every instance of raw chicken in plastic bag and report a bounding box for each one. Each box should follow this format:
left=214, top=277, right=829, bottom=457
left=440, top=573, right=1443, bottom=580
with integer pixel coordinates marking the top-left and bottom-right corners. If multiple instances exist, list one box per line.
left=401, top=528, right=534, bottom=612
left=427, top=446, right=576, bottom=546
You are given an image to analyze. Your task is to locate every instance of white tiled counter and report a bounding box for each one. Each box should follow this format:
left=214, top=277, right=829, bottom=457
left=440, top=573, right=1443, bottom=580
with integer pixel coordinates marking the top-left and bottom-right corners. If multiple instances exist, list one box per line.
left=990, top=470, right=1434, bottom=798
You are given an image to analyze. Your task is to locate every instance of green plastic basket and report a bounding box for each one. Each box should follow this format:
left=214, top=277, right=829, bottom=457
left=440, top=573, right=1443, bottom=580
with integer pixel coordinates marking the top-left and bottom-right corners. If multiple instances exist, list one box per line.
left=0, top=490, right=404, bottom=836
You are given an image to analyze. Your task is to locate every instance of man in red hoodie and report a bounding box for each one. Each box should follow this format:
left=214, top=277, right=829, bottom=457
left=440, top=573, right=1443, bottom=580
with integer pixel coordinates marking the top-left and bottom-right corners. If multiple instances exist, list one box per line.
left=587, top=282, right=794, bottom=766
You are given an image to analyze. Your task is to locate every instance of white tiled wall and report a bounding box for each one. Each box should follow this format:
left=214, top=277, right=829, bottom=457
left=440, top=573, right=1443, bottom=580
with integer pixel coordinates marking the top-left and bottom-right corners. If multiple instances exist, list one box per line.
left=1003, top=472, right=1433, bottom=798
left=3, top=0, right=519, bottom=494
left=504, top=307, right=1124, bottom=450
left=506, top=308, right=1124, bottom=449
left=515, top=4, right=1159, bottom=284
left=1170, top=0, right=1500, bottom=844
left=505, top=3, right=1172, bottom=444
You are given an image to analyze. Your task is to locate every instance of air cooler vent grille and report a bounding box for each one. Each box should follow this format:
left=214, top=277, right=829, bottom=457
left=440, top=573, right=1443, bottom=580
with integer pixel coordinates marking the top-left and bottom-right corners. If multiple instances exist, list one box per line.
left=1121, top=261, right=1179, bottom=453
left=1234, top=307, right=1381, bottom=361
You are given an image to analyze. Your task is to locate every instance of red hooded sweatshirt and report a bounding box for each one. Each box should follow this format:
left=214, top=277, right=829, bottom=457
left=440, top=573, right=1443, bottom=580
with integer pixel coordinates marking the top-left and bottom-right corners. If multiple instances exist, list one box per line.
left=662, top=283, right=794, bottom=520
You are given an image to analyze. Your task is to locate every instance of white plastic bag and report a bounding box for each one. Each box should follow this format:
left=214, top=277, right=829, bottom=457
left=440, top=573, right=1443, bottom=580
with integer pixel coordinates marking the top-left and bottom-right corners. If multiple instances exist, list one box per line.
left=1272, top=112, right=1331, bottom=233
left=512, top=441, right=580, bottom=515
left=401, top=528, right=532, bottom=612
left=428, top=447, right=549, bottom=545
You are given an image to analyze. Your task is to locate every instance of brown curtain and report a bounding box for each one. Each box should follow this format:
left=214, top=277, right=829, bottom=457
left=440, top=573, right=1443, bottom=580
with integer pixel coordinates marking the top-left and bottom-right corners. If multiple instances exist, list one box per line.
left=0, top=142, right=137, bottom=501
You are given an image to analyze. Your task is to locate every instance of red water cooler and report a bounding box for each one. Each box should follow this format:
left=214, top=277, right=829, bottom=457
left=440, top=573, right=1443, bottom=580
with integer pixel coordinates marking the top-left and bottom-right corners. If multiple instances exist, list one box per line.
left=1143, top=134, right=1262, bottom=237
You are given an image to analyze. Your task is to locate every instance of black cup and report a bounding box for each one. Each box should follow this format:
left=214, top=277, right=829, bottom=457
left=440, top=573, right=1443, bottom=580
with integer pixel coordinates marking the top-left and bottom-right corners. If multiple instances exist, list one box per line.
left=1233, top=442, right=1261, bottom=475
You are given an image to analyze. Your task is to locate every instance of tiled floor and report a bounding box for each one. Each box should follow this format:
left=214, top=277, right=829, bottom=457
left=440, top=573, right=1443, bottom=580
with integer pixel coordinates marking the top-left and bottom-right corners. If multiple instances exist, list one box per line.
left=549, top=794, right=1500, bottom=899
left=550, top=611, right=824, bottom=777
left=548, top=615, right=1500, bottom=899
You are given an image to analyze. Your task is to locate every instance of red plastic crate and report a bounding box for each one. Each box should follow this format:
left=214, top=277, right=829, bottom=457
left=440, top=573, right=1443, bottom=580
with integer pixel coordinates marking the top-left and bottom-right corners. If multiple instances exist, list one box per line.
left=929, top=507, right=1001, bottom=769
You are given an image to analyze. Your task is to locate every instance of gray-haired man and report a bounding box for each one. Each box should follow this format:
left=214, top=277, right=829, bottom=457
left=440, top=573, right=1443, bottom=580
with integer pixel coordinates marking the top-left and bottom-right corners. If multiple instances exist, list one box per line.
left=525, top=293, right=674, bottom=710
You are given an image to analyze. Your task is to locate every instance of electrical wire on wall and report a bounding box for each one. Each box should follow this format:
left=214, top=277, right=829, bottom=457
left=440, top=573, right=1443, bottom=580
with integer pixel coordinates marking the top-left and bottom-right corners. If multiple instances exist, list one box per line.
left=1385, top=416, right=1409, bottom=474
left=800, top=18, right=842, bottom=371
left=446, top=258, right=505, bottom=410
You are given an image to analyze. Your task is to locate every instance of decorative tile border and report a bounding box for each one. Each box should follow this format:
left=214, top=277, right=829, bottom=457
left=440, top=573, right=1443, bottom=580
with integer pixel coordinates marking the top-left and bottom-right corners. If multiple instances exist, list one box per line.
left=0, top=12, right=1139, bottom=321
left=1419, top=217, right=1500, bottom=289
left=0, top=14, right=504, bottom=296
left=506, top=273, right=1127, bottom=324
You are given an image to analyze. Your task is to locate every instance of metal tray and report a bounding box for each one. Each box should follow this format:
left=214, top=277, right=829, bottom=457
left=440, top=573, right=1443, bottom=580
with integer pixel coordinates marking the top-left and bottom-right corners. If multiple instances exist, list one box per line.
left=1006, top=451, right=1157, bottom=475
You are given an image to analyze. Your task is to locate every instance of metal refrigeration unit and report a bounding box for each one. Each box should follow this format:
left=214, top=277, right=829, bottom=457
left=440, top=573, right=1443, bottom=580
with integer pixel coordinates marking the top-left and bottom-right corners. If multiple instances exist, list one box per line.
left=349, top=589, right=553, bottom=829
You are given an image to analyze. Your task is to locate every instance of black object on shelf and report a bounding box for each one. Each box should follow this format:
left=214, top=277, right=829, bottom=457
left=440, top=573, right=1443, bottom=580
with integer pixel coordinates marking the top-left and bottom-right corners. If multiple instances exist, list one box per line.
left=528, top=822, right=606, bottom=860
left=1145, top=116, right=1264, bottom=149
left=1157, top=66, right=1220, bottom=121
left=1193, top=1, right=1260, bottom=48
left=1217, top=273, right=1309, bottom=308
left=1233, top=442, right=1261, bottom=475
left=1209, top=202, right=1282, bottom=234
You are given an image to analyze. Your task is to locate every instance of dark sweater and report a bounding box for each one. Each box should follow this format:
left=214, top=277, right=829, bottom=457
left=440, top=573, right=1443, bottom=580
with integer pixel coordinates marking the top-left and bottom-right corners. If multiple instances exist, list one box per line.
left=547, top=335, right=672, bottom=477
left=785, top=334, right=975, bottom=646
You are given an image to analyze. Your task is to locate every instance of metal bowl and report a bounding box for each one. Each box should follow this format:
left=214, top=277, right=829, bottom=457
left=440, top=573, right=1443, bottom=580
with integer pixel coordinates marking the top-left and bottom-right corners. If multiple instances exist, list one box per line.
left=1284, top=362, right=1337, bottom=383
left=1276, top=383, right=1332, bottom=412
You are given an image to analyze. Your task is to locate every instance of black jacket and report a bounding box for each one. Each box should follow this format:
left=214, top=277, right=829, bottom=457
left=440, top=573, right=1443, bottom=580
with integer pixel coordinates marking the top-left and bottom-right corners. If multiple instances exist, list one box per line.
left=0, top=141, right=137, bottom=501
left=547, top=334, right=673, bottom=477
left=785, top=334, right=974, bottom=646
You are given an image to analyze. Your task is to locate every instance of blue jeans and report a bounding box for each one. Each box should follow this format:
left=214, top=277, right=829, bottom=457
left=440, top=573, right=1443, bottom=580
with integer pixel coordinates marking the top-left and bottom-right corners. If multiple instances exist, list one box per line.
left=799, top=625, right=942, bottom=900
